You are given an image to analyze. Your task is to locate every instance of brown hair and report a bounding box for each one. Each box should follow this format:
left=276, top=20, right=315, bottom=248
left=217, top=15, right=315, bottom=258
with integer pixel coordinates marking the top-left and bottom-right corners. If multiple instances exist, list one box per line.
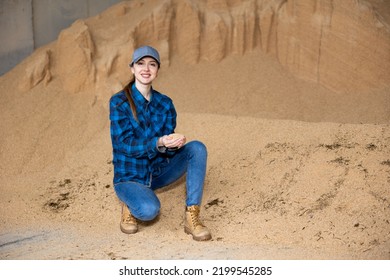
left=123, top=77, right=138, bottom=122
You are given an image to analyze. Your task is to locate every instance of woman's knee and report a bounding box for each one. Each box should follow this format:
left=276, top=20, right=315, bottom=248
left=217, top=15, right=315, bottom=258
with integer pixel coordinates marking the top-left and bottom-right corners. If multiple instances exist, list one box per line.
left=187, top=140, right=207, bottom=157
left=134, top=201, right=160, bottom=221
left=114, top=182, right=161, bottom=221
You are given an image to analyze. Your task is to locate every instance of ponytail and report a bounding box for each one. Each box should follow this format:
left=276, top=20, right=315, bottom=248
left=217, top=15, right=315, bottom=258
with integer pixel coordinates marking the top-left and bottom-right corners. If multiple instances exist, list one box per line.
left=123, top=77, right=138, bottom=123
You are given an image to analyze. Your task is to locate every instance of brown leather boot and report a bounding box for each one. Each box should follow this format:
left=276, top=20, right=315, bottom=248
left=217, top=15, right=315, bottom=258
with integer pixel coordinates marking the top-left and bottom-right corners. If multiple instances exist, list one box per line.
left=120, top=203, right=138, bottom=234
left=184, top=205, right=212, bottom=241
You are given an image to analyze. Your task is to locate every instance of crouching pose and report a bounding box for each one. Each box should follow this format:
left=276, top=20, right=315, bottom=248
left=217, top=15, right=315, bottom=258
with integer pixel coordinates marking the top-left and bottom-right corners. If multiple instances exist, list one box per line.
left=109, top=46, right=211, bottom=241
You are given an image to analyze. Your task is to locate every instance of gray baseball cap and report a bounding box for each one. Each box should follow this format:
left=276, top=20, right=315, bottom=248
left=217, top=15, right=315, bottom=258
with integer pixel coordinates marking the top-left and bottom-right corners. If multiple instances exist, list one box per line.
left=130, top=46, right=160, bottom=66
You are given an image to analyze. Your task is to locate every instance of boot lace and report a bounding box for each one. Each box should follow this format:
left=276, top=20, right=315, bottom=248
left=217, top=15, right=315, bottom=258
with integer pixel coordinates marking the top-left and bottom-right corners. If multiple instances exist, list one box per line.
left=124, top=213, right=136, bottom=224
left=188, top=206, right=204, bottom=228
left=122, top=204, right=137, bottom=224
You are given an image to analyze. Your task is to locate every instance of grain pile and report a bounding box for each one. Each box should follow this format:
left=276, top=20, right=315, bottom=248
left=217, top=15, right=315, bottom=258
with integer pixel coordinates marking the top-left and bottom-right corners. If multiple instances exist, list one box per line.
left=0, top=0, right=389, bottom=259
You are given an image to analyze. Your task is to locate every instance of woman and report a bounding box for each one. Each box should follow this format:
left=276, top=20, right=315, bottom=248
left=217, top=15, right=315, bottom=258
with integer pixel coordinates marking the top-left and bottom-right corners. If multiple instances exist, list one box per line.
left=109, top=46, right=211, bottom=241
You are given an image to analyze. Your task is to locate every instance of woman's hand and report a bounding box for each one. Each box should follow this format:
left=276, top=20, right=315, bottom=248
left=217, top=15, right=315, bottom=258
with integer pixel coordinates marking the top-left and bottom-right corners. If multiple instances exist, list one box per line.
left=160, top=133, right=186, bottom=150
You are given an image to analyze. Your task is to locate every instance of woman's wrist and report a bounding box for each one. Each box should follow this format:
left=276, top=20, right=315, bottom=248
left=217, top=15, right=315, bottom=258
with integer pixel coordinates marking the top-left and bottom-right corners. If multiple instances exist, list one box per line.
left=157, top=136, right=167, bottom=153
left=158, top=136, right=165, bottom=147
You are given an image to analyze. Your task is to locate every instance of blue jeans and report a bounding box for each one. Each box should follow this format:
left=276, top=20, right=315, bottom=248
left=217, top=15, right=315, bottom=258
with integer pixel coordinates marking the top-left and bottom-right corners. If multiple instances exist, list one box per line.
left=114, top=141, right=207, bottom=221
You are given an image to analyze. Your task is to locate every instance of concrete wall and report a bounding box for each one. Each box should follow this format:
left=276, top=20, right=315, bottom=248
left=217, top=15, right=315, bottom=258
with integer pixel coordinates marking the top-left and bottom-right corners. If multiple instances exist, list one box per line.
left=0, top=0, right=34, bottom=76
left=0, top=0, right=123, bottom=76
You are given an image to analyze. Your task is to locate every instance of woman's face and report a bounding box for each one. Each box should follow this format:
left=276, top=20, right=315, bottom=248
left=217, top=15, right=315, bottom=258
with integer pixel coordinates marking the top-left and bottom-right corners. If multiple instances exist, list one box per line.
left=131, top=57, right=159, bottom=86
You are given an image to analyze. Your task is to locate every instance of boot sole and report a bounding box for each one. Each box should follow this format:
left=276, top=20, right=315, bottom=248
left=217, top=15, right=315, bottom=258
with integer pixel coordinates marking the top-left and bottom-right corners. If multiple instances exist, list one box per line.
left=184, top=227, right=212, bottom=241
left=120, top=224, right=138, bottom=234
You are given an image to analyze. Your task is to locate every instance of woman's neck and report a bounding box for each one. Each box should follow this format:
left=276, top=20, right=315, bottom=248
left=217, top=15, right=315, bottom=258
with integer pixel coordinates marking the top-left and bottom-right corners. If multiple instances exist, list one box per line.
left=134, top=81, right=152, bottom=101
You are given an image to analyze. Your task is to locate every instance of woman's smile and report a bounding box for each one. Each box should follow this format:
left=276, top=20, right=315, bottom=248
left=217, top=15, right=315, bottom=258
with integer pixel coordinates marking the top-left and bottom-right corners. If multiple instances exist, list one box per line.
left=131, top=57, right=159, bottom=87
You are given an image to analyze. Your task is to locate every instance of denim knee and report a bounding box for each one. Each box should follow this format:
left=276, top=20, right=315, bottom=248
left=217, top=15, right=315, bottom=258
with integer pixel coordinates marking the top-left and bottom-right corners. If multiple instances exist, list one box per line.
left=135, top=201, right=160, bottom=221
left=187, top=140, right=207, bottom=158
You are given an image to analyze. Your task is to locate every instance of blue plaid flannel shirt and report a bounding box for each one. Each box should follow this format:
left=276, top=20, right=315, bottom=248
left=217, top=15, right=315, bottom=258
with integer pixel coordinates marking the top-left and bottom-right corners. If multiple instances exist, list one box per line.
left=109, top=83, right=177, bottom=185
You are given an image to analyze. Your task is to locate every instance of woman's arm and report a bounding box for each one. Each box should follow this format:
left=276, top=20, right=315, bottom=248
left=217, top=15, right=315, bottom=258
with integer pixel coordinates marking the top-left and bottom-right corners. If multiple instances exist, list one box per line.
left=110, top=95, right=160, bottom=159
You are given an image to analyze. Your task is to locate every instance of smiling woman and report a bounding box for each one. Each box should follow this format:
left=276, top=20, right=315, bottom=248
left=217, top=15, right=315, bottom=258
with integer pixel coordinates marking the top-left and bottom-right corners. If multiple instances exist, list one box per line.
left=109, top=45, right=212, bottom=241
left=131, top=57, right=159, bottom=91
